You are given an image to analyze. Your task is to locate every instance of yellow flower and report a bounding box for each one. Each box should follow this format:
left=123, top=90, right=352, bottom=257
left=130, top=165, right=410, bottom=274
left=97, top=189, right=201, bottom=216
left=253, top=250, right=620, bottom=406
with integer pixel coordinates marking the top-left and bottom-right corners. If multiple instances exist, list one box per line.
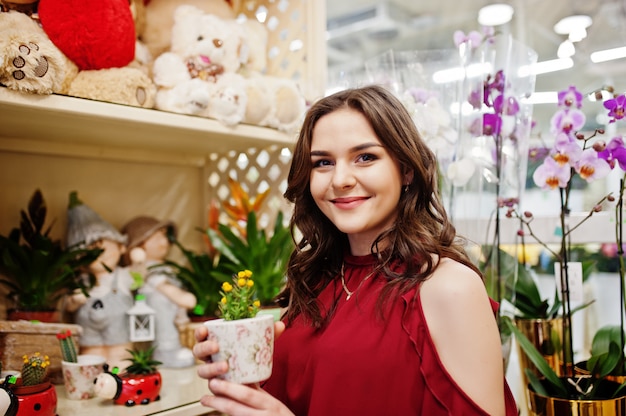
left=237, top=278, right=246, bottom=287
left=253, top=300, right=261, bottom=308
left=221, top=297, right=227, bottom=304
left=222, top=282, right=233, bottom=292
left=247, top=280, right=254, bottom=288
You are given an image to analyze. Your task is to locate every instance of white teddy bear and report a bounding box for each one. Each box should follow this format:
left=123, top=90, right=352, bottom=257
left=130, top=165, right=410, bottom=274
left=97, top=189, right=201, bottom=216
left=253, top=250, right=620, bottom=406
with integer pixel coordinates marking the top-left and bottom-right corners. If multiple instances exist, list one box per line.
left=152, top=4, right=306, bottom=132
left=152, top=5, right=248, bottom=126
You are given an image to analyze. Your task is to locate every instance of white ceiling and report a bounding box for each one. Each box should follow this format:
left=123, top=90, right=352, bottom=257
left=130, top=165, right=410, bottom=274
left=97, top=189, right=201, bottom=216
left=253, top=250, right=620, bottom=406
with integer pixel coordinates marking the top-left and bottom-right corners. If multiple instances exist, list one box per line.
left=325, top=0, right=626, bottom=132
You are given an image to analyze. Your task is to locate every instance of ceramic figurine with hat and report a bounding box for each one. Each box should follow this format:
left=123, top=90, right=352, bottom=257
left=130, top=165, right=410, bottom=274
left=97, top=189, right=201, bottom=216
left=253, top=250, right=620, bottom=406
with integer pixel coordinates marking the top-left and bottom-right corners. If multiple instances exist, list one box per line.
left=122, top=216, right=197, bottom=367
left=64, top=192, right=134, bottom=370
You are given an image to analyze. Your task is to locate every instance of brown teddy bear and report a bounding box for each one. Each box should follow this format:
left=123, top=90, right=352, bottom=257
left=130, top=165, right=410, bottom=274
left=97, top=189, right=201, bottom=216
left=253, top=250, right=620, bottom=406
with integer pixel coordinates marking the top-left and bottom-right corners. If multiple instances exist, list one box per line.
left=0, top=1, right=156, bottom=108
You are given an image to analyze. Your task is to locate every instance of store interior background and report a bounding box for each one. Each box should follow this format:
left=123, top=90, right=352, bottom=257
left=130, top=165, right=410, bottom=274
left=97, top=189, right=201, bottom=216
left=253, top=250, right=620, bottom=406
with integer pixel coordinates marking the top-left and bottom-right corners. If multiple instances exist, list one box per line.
left=325, top=0, right=626, bottom=137
left=323, top=1, right=626, bottom=410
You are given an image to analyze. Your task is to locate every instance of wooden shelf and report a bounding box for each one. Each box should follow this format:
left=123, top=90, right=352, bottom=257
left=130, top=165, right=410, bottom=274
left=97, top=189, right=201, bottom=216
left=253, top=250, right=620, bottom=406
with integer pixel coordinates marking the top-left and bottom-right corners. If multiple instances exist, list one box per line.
left=0, top=87, right=297, bottom=163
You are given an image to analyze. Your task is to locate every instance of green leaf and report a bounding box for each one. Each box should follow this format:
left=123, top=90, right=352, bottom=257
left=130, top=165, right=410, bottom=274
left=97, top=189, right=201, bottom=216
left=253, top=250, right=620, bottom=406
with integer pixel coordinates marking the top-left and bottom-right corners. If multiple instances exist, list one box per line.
left=504, top=317, right=568, bottom=396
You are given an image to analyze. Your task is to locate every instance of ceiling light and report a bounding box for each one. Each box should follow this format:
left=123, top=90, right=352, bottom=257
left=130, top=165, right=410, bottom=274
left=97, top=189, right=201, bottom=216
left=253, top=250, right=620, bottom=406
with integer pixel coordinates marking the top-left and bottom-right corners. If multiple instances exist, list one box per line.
left=477, top=4, right=514, bottom=26
left=590, top=46, right=626, bottom=63
left=518, top=58, right=574, bottom=77
left=557, top=40, right=575, bottom=58
left=553, top=15, right=592, bottom=38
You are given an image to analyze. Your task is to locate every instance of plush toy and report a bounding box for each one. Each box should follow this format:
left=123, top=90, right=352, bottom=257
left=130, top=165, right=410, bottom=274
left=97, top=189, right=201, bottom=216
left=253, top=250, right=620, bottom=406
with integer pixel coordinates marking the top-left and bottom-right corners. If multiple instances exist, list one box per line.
left=0, top=0, right=156, bottom=107
left=152, top=5, right=249, bottom=126
left=0, top=10, right=77, bottom=94
left=141, top=0, right=240, bottom=59
left=152, top=5, right=306, bottom=132
left=38, top=0, right=136, bottom=71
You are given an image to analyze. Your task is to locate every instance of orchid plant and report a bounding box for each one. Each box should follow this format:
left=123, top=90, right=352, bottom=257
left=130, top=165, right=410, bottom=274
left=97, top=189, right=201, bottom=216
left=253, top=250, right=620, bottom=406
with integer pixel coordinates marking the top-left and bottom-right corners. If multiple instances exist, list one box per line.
left=504, top=85, right=626, bottom=400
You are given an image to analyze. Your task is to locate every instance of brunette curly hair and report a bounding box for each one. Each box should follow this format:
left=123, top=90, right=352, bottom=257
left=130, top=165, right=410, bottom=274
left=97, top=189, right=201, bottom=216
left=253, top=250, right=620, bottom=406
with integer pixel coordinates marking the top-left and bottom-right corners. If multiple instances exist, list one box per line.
left=277, top=85, right=480, bottom=328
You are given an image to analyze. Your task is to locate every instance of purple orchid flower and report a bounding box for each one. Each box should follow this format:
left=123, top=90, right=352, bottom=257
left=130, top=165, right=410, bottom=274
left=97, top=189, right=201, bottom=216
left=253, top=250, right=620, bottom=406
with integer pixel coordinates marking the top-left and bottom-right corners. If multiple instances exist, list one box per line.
left=551, top=132, right=583, bottom=167
left=494, top=94, right=520, bottom=116
left=557, top=86, right=584, bottom=109
left=575, top=148, right=611, bottom=181
left=482, top=113, right=502, bottom=137
left=532, top=156, right=571, bottom=189
left=550, top=108, right=586, bottom=136
left=604, top=94, right=626, bottom=123
left=453, top=30, right=483, bottom=49
left=598, top=136, right=626, bottom=171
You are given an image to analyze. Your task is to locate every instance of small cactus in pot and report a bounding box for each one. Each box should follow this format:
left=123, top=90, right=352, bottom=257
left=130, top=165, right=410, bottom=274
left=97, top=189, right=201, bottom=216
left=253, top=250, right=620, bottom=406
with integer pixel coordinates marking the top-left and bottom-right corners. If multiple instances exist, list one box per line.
left=21, top=353, right=50, bottom=386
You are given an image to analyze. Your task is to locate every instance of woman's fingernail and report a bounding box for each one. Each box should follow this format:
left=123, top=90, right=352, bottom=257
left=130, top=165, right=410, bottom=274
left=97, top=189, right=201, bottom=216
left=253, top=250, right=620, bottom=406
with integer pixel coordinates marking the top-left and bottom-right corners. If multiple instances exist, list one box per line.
left=209, top=378, right=222, bottom=389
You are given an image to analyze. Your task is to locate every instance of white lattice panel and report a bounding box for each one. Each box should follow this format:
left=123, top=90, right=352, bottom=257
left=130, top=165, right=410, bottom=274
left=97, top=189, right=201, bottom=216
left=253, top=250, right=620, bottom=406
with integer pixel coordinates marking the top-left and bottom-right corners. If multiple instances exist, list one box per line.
left=235, top=0, right=327, bottom=102
left=204, top=145, right=294, bottom=229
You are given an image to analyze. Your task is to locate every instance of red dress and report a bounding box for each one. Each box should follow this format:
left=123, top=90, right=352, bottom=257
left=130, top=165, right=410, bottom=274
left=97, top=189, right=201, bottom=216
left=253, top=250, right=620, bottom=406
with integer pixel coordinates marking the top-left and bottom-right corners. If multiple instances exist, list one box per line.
left=263, top=254, right=518, bottom=415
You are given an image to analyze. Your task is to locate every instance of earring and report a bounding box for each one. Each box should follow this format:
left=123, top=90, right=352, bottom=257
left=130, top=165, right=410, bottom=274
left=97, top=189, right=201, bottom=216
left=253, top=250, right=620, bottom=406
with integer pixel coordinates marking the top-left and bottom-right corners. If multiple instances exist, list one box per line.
left=404, top=185, right=409, bottom=193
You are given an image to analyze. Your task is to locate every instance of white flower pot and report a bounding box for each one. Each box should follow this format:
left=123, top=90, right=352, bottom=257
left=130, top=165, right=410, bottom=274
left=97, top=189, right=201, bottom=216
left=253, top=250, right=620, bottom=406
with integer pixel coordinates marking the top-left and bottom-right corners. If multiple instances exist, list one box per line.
left=204, top=314, right=274, bottom=384
left=61, top=354, right=106, bottom=400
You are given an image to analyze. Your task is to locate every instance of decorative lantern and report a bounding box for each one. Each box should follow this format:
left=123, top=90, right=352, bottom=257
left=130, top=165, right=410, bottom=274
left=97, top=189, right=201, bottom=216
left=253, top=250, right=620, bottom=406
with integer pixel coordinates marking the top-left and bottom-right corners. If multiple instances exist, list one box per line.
left=127, top=294, right=156, bottom=342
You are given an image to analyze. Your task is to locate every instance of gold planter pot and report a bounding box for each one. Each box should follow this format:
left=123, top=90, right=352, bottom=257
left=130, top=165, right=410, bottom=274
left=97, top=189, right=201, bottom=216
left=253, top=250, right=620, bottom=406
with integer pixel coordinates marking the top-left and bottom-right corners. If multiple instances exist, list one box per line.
left=527, top=381, right=626, bottom=416
left=514, top=317, right=564, bottom=384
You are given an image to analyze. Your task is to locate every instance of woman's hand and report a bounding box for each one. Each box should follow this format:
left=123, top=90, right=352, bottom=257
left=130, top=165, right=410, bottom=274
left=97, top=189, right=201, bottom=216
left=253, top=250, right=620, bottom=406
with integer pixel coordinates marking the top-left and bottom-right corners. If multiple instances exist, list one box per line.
left=193, top=321, right=289, bottom=415
left=201, top=378, right=294, bottom=416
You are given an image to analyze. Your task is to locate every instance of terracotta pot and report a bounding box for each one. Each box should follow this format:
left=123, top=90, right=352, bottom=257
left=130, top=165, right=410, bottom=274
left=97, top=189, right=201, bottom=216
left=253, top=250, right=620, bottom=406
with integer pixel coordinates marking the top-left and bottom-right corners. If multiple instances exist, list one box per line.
left=6, top=309, right=60, bottom=323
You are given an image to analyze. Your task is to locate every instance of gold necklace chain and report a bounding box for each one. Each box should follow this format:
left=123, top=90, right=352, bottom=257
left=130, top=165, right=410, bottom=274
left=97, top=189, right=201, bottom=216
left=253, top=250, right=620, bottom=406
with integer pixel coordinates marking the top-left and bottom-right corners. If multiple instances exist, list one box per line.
left=339, top=262, right=375, bottom=301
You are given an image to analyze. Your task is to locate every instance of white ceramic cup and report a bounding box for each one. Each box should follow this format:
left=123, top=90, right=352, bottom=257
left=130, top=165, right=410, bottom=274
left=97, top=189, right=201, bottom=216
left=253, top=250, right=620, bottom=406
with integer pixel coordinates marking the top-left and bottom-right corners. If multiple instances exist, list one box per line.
left=61, top=354, right=106, bottom=400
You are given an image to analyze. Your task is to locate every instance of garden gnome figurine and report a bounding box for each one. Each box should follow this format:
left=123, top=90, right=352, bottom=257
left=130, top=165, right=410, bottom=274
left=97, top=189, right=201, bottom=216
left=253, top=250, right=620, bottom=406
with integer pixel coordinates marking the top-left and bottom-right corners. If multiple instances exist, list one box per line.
left=64, top=191, right=134, bottom=370
left=122, top=216, right=197, bottom=368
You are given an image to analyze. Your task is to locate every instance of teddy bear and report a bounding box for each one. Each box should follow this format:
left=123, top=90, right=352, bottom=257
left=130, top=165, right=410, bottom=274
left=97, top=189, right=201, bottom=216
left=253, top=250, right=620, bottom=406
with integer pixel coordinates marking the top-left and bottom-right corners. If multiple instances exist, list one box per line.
left=141, top=0, right=241, bottom=60
left=0, top=0, right=156, bottom=108
left=35, top=0, right=157, bottom=108
left=152, top=4, right=306, bottom=132
left=0, top=10, right=77, bottom=95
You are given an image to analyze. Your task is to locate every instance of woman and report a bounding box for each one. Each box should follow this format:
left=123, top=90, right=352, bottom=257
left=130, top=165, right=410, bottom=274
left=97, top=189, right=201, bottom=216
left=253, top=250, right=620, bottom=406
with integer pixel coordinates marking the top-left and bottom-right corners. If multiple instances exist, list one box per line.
left=193, top=85, right=518, bottom=415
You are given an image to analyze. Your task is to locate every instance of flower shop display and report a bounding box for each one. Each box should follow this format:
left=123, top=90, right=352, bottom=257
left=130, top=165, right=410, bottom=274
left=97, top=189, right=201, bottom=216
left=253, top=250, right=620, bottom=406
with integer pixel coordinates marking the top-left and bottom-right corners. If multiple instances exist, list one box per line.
left=204, top=270, right=274, bottom=384
left=504, top=85, right=626, bottom=414
left=94, top=346, right=162, bottom=407
left=0, top=189, right=102, bottom=321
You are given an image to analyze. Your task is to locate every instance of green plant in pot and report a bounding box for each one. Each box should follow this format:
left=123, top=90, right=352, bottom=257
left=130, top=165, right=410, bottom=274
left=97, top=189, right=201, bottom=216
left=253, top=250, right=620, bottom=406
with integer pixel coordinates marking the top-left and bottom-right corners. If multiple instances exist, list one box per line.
left=0, top=189, right=102, bottom=321
left=205, top=177, right=293, bottom=309
left=160, top=235, right=231, bottom=320
left=207, top=210, right=292, bottom=308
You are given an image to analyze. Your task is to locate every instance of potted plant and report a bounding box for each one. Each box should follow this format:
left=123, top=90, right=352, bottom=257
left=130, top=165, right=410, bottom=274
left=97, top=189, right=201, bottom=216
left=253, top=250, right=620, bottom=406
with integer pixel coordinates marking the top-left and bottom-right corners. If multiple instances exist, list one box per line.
left=161, top=232, right=230, bottom=321
left=0, top=189, right=102, bottom=321
left=94, top=346, right=162, bottom=407
left=504, top=85, right=626, bottom=414
left=57, top=330, right=106, bottom=400
left=207, top=210, right=292, bottom=308
left=205, top=177, right=293, bottom=309
left=7, top=352, right=58, bottom=416
left=203, top=270, right=274, bottom=384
